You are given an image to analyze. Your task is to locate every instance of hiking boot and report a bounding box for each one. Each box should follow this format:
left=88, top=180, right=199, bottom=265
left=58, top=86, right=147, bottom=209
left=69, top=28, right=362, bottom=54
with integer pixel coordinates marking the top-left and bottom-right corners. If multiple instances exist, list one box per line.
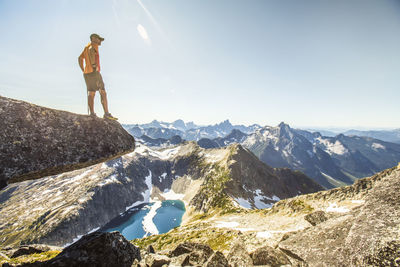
left=90, top=113, right=97, bottom=118
left=103, top=112, right=118, bottom=120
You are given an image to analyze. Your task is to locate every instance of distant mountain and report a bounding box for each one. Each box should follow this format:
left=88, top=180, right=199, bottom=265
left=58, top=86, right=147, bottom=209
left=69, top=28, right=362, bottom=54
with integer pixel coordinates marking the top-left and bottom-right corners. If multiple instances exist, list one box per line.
left=123, top=120, right=261, bottom=141
left=138, top=135, right=184, bottom=147
left=242, top=123, right=352, bottom=188
left=124, top=126, right=184, bottom=139
left=303, top=129, right=338, bottom=137
left=197, top=129, right=248, bottom=149
left=314, top=134, right=400, bottom=178
left=241, top=122, right=400, bottom=188
left=343, top=129, right=400, bottom=144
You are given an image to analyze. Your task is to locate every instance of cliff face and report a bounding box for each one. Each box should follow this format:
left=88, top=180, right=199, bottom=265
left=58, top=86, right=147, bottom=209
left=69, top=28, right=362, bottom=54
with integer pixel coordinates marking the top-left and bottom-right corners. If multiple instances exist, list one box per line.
left=0, top=96, right=135, bottom=189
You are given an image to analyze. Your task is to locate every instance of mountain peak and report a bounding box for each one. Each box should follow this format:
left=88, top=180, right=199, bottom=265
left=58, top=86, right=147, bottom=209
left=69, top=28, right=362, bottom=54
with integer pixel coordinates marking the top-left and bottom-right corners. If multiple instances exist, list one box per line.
left=278, top=122, right=290, bottom=128
left=216, top=119, right=232, bottom=127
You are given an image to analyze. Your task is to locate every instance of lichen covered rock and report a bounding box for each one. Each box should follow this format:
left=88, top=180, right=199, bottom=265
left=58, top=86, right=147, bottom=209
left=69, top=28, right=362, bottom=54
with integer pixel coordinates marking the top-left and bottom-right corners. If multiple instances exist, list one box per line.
left=0, top=96, right=135, bottom=189
left=25, top=231, right=141, bottom=267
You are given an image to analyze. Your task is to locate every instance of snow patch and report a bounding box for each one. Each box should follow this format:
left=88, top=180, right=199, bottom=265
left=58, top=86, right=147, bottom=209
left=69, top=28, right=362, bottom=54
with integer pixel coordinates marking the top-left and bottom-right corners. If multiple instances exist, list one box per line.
left=215, top=221, right=240, bottom=228
left=98, top=175, right=119, bottom=187
left=135, top=144, right=181, bottom=160
left=326, top=202, right=350, bottom=213
left=142, top=201, right=162, bottom=235
left=317, top=138, right=349, bottom=155
left=233, top=197, right=252, bottom=209
left=161, top=189, right=184, bottom=200
left=372, top=143, right=385, bottom=150
left=63, top=227, right=100, bottom=248
left=159, top=172, right=167, bottom=183
left=253, top=190, right=274, bottom=209
left=256, top=230, right=289, bottom=239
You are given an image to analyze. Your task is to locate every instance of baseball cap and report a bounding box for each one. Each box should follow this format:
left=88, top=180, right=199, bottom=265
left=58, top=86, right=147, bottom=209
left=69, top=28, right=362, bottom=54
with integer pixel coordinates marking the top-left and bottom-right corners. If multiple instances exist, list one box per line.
left=90, top=33, right=104, bottom=41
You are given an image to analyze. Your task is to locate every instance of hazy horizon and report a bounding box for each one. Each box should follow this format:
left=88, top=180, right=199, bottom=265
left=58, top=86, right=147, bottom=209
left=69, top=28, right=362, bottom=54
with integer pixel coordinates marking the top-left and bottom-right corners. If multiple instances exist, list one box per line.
left=1, top=0, right=400, bottom=128
left=122, top=117, right=399, bottom=132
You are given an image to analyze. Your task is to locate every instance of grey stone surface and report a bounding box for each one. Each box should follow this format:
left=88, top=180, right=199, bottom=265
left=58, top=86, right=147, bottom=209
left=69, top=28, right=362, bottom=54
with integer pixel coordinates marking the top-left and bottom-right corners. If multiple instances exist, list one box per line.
left=21, top=231, right=140, bottom=267
left=203, top=251, right=230, bottom=267
left=304, top=210, right=328, bottom=226
left=226, top=240, right=253, bottom=267
left=278, top=167, right=400, bottom=266
left=250, top=245, right=290, bottom=266
left=145, top=253, right=171, bottom=267
left=169, top=242, right=214, bottom=265
left=0, top=96, right=135, bottom=189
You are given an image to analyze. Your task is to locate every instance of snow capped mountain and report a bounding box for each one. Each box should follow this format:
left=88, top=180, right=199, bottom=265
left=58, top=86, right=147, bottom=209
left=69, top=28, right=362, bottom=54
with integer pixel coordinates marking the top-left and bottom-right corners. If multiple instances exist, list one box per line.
left=123, top=120, right=400, bottom=189
left=123, top=120, right=261, bottom=141
left=137, top=135, right=184, bottom=148
left=243, top=123, right=400, bottom=188
left=242, top=123, right=351, bottom=188
left=198, top=129, right=248, bottom=149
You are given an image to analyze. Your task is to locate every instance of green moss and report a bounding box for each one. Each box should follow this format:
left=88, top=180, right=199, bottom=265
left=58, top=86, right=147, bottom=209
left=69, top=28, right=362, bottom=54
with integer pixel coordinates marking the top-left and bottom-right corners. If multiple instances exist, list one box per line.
left=0, top=250, right=61, bottom=265
left=131, top=225, right=237, bottom=253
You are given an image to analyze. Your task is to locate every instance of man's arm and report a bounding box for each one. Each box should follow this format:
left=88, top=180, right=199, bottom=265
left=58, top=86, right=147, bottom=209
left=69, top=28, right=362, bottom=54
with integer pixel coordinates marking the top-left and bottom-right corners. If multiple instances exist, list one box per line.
left=78, top=54, right=84, bottom=72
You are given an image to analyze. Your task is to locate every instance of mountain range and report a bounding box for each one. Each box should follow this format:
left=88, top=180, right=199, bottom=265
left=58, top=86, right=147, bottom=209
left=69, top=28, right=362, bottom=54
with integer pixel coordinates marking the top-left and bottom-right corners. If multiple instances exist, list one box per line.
left=343, top=129, right=400, bottom=144
left=124, top=120, right=400, bottom=189
left=123, top=120, right=261, bottom=141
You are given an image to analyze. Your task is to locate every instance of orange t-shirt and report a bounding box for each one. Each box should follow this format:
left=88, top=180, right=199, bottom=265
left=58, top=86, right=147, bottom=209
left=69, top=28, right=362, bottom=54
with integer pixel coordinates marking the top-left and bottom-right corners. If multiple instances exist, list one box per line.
left=79, top=42, right=100, bottom=74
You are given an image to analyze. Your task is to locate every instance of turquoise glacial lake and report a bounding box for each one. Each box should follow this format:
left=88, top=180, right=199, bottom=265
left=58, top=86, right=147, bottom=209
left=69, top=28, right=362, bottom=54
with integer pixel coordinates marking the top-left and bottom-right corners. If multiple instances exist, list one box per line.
left=103, top=200, right=185, bottom=240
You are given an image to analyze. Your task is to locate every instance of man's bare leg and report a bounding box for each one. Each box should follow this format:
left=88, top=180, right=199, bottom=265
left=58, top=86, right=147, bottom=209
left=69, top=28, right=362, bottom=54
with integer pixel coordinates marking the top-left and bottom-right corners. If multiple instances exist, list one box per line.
left=88, top=91, right=96, bottom=115
left=99, top=89, right=109, bottom=114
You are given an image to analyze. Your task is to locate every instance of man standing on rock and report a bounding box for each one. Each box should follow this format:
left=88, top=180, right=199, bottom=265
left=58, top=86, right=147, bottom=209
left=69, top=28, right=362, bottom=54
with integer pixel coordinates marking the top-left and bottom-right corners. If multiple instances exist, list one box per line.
left=78, top=33, right=118, bottom=120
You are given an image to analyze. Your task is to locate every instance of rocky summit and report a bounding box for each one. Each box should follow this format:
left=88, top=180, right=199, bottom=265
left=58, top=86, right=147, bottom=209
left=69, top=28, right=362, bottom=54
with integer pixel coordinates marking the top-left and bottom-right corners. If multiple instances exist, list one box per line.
left=0, top=96, right=135, bottom=189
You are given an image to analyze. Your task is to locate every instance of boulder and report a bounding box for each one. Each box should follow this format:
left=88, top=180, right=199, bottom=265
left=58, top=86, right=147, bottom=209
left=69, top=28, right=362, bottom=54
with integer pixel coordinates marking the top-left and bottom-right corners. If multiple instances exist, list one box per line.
left=145, top=253, right=171, bottom=267
left=147, top=244, right=156, bottom=254
left=169, top=242, right=214, bottom=265
left=0, top=96, right=135, bottom=189
left=227, top=240, right=253, bottom=267
left=169, top=254, right=191, bottom=266
left=250, top=245, right=290, bottom=266
left=304, top=210, right=328, bottom=226
left=23, top=231, right=141, bottom=267
left=203, top=251, right=230, bottom=267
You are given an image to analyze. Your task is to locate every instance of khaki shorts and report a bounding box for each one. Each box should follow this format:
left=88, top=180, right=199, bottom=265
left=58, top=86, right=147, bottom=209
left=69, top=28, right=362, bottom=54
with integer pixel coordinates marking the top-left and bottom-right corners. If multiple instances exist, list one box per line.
left=84, top=71, right=105, bottom=92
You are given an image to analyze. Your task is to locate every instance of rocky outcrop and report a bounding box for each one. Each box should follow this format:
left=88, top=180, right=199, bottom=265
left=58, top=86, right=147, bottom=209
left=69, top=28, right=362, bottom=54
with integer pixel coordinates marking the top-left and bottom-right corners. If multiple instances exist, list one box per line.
left=250, top=245, right=291, bottom=266
left=277, top=167, right=400, bottom=266
left=226, top=241, right=254, bottom=267
left=0, top=96, right=135, bottom=189
left=304, top=210, right=328, bottom=226
left=21, top=232, right=140, bottom=267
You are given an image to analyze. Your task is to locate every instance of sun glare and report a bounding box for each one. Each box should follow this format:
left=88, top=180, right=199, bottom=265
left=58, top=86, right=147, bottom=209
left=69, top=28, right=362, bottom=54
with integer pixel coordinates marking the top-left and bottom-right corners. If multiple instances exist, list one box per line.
left=137, top=24, right=150, bottom=42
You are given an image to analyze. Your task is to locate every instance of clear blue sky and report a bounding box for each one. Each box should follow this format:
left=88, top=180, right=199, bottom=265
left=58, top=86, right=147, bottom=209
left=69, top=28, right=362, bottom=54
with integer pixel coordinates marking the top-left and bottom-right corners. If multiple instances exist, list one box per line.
left=1, top=0, right=399, bottom=128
